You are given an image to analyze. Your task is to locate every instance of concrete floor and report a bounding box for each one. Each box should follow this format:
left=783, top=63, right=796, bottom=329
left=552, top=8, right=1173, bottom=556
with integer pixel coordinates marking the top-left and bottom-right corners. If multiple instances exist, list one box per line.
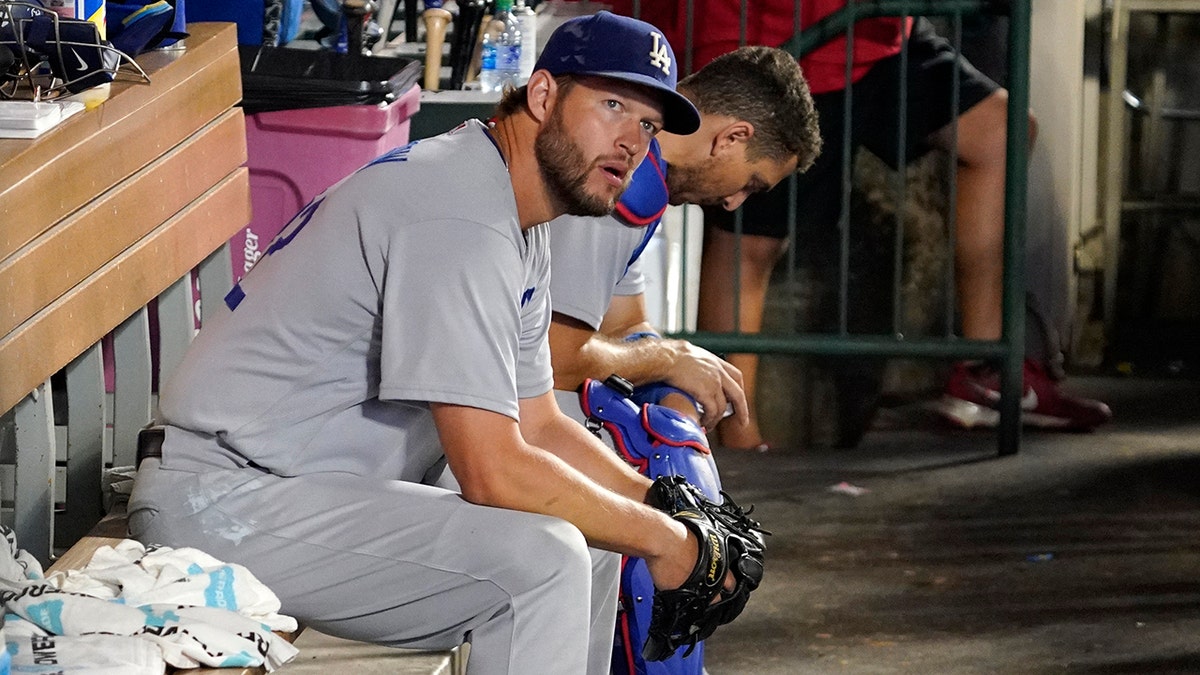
left=703, top=375, right=1200, bottom=674
left=275, top=375, right=1200, bottom=674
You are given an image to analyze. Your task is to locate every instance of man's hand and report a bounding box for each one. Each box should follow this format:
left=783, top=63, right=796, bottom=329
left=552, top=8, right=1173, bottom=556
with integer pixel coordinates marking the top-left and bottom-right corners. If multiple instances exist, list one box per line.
left=658, top=338, right=747, bottom=429
left=640, top=476, right=767, bottom=660
left=551, top=291, right=750, bottom=428
left=640, top=518, right=738, bottom=595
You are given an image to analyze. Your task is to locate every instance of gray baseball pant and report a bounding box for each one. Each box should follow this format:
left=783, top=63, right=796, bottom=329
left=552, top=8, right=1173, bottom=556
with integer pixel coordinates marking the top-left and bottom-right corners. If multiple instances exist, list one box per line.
left=128, top=458, right=621, bottom=675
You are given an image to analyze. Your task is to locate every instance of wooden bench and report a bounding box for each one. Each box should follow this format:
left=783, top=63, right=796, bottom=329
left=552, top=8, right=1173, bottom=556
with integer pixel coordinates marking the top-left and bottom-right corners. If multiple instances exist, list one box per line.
left=1, top=19, right=247, bottom=569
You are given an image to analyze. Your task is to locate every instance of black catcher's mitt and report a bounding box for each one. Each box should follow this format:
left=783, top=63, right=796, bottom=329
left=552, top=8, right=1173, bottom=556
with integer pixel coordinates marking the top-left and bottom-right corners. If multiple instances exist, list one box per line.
left=642, top=475, right=768, bottom=661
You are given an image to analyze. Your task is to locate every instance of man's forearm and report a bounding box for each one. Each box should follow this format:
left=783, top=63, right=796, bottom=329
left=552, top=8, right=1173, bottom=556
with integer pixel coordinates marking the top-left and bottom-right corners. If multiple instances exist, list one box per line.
left=523, top=407, right=651, bottom=504
left=432, top=402, right=696, bottom=588
left=568, top=332, right=684, bottom=389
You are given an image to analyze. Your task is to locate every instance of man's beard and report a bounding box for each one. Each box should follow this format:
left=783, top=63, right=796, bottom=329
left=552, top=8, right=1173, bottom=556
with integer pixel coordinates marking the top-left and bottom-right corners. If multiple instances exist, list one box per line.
left=535, top=107, right=629, bottom=217
left=665, top=157, right=724, bottom=207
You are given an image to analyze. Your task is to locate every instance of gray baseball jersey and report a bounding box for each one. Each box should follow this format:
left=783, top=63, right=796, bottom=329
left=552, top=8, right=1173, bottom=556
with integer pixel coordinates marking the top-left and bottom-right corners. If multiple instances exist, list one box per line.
left=158, top=119, right=553, bottom=481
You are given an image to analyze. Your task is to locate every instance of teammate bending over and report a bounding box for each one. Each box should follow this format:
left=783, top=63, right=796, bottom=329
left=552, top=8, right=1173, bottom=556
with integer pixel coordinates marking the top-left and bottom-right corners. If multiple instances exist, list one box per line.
left=549, top=46, right=821, bottom=436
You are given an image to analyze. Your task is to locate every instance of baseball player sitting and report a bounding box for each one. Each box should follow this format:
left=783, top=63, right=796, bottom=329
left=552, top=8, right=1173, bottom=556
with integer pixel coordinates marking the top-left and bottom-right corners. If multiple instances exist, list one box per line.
left=546, top=46, right=820, bottom=673
left=128, top=11, right=764, bottom=675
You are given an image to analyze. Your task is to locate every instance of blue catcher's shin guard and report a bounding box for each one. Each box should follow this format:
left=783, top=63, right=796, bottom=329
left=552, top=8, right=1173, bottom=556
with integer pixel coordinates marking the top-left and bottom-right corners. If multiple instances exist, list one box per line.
left=579, top=375, right=721, bottom=675
left=579, top=376, right=721, bottom=500
left=612, top=556, right=704, bottom=675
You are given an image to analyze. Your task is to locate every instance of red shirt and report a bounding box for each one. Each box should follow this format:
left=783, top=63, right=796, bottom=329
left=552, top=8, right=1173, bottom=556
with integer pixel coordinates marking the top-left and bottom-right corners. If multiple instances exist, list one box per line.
left=607, top=1, right=912, bottom=94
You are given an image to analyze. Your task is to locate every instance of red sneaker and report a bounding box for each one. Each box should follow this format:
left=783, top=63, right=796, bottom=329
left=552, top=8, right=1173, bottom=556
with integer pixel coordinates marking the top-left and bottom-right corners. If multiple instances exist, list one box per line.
left=937, top=360, right=1112, bottom=431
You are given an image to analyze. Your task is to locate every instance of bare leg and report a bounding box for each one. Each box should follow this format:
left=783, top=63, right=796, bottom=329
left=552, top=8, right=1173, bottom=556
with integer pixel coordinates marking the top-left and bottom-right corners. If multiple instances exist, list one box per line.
left=930, top=89, right=1038, bottom=341
left=697, top=227, right=788, bottom=450
left=931, top=92, right=1108, bottom=430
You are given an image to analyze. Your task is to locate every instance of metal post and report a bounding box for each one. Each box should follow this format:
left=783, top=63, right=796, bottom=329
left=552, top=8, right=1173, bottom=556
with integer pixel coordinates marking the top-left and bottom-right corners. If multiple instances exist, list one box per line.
left=999, top=0, right=1031, bottom=456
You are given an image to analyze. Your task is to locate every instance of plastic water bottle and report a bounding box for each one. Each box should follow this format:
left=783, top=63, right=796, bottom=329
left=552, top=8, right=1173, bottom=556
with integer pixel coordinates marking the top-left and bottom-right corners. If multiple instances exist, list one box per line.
left=480, top=0, right=522, bottom=93
left=513, top=0, right=537, bottom=85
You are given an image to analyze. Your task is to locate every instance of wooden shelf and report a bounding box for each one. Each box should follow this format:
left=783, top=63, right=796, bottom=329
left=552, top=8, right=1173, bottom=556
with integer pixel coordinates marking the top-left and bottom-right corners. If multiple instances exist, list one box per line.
left=0, top=23, right=251, bottom=412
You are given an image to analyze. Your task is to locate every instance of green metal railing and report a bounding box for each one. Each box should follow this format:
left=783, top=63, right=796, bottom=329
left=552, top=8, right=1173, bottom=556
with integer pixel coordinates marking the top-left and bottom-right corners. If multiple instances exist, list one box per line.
left=665, top=0, right=1031, bottom=456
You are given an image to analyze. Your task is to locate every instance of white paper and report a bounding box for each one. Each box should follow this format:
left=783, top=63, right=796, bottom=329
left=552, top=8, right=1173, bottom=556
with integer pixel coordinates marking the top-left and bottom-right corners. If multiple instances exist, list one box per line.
left=0, top=100, right=85, bottom=138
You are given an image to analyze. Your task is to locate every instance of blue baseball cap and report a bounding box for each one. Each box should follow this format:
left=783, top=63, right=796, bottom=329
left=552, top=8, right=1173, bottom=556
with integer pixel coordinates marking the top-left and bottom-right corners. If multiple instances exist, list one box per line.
left=534, top=11, right=701, bottom=135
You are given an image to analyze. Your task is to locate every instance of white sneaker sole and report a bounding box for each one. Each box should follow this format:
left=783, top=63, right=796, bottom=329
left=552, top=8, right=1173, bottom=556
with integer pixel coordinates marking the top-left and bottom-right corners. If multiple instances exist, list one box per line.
left=933, top=396, right=1074, bottom=430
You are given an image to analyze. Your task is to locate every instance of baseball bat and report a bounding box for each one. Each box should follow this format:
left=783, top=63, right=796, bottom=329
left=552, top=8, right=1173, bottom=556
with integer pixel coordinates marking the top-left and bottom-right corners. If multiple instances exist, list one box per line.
left=466, top=11, right=493, bottom=85
left=422, top=6, right=453, bottom=91
left=450, top=0, right=486, bottom=90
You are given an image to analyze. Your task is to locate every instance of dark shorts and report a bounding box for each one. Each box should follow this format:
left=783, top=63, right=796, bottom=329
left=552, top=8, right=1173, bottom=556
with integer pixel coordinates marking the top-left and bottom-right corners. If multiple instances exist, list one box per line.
left=705, top=18, right=1000, bottom=239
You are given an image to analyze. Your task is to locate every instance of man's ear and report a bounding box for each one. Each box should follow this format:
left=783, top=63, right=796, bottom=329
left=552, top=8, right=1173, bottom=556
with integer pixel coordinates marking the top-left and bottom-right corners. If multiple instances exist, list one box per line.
left=525, top=70, right=557, bottom=124
left=712, top=120, right=755, bottom=156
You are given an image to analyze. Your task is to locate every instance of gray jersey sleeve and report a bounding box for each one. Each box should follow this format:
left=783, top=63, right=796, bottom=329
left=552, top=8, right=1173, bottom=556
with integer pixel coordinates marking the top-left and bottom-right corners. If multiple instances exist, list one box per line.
left=613, top=254, right=646, bottom=297
left=157, top=121, right=552, bottom=477
left=549, top=214, right=653, bottom=330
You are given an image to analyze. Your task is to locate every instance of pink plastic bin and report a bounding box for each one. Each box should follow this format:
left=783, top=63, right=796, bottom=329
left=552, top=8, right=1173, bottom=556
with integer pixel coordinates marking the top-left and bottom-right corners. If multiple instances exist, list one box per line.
left=230, top=84, right=422, bottom=281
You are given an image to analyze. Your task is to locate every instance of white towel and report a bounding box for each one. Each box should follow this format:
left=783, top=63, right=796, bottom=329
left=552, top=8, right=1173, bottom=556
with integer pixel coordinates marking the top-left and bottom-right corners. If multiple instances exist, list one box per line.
left=0, top=526, right=299, bottom=672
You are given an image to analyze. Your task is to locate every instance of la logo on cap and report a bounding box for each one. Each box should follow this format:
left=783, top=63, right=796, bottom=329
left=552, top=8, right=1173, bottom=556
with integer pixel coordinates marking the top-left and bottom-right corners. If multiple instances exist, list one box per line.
left=648, top=32, right=672, bottom=76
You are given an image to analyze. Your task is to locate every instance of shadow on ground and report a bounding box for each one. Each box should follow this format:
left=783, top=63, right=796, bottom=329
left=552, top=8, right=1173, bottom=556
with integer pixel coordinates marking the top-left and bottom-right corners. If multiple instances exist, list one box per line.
left=703, top=377, right=1200, bottom=674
